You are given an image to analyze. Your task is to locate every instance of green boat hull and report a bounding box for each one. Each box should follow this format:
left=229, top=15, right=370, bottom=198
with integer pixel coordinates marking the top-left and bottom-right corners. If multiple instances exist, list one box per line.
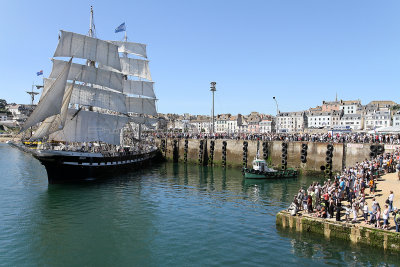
left=243, top=168, right=298, bottom=179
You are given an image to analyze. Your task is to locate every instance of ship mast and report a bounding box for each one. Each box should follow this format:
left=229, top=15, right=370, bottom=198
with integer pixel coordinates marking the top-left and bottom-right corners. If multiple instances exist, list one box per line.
left=87, top=6, right=96, bottom=67
left=89, top=6, right=94, bottom=38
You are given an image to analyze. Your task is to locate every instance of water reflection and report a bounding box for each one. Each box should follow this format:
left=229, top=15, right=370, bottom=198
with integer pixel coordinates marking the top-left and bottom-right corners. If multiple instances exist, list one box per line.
left=2, top=143, right=400, bottom=266
left=277, top=227, right=400, bottom=266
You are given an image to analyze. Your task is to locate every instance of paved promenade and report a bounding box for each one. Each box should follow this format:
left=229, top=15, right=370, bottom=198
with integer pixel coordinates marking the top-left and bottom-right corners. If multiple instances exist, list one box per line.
left=297, top=171, right=400, bottom=232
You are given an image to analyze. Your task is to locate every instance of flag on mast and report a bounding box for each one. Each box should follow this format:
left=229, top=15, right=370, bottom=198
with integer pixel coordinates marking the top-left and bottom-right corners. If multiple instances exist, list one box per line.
left=36, top=70, right=43, bottom=76
left=115, top=22, right=126, bottom=33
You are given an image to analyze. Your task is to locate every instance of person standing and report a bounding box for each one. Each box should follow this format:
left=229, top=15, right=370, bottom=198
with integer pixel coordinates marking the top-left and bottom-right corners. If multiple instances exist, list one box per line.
left=352, top=201, right=358, bottom=223
left=388, top=191, right=394, bottom=212
left=383, top=205, right=389, bottom=230
left=363, top=202, right=369, bottom=223
left=395, top=209, right=400, bottom=232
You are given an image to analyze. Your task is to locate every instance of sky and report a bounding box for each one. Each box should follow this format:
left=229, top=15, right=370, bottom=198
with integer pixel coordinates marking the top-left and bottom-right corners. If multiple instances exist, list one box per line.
left=1, top=0, right=400, bottom=116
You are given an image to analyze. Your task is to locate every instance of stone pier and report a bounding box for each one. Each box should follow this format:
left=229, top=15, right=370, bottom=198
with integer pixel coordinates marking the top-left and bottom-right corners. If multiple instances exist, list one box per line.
left=276, top=211, right=400, bottom=251
left=156, top=139, right=399, bottom=172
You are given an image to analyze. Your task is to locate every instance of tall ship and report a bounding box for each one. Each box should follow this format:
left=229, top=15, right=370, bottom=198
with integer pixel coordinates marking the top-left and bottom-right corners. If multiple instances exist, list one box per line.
left=19, top=7, right=160, bottom=183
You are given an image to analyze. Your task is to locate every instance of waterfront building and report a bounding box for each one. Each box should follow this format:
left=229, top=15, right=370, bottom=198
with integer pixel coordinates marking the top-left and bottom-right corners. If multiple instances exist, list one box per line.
left=247, top=114, right=261, bottom=134
left=259, top=118, right=274, bottom=133
left=339, top=114, right=363, bottom=130
left=339, top=100, right=361, bottom=114
left=6, top=104, right=35, bottom=122
left=276, top=111, right=307, bottom=133
left=321, top=100, right=340, bottom=112
left=307, top=110, right=342, bottom=129
left=364, top=110, right=391, bottom=130
left=0, top=113, right=7, bottom=121
left=227, top=115, right=238, bottom=134
left=392, top=111, right=400, bottom=126
left=238, top=115, right=248, bottom=134
left=190, top=119, right=210, bottom=133
left=215, top=114, right=232, bottom=133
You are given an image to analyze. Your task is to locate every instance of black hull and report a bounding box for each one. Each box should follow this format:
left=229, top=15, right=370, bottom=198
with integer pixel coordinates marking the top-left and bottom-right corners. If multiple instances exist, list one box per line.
left=34, top=150, right=162, bottom=184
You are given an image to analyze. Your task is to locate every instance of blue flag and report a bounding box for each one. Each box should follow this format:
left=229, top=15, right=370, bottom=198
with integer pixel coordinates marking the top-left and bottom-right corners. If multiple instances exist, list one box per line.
left=115, top=22, right=126, bottom=33
left=36, top=70, right=43, bottom=76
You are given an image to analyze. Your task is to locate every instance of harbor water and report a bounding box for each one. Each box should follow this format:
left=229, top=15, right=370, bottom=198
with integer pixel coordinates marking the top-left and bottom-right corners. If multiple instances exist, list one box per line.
left=0, top=143, right=399, bottom=266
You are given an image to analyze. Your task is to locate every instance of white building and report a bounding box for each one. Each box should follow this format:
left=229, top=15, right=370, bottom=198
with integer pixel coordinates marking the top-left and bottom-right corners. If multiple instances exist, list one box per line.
left=0, top=113, right=7, bottom=121
left=190, top=119, right=210, bottom=133
left=364, top=110, right=391, bottom=130
left=339, top=114, right=363, bottom=130
left=215, top=114, right=231, bottom=133
left=307, top=111, right=342, bottom=129
left=227, top=116, right=238, bottom=134
left=259, top=119, right=273, bottom=133
left=392, top=111, right=400, bottom=126
left=276, top=111, right=307, bottom=133
left=238, top=116, right=248, bottom=133
left=339, top=100, right=361, bottom=114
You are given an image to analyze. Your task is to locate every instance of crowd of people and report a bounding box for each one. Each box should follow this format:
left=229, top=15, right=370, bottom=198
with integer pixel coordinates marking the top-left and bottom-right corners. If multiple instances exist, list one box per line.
left=156, top=132, right=400, bottom=144
left=288, top=149, right=400, bottom=232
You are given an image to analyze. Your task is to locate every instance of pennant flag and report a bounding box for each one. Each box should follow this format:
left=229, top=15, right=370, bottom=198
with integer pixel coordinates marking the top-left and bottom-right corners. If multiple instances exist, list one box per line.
left=36, top=70, right=43, bottom=76
left=115, top=22, right=126, bottom=33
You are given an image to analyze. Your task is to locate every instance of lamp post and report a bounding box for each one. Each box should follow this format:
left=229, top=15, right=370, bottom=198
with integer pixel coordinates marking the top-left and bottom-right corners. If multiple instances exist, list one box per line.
left=210, top=82, right=216, bottom=135
left=273, top=96, right=279, bottom=133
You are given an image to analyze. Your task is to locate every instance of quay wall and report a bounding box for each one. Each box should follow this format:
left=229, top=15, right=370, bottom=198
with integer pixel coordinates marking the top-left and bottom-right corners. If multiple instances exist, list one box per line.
left=276, top=211, right=400, bottom=251
left=155, top=139, right=397, bottom=172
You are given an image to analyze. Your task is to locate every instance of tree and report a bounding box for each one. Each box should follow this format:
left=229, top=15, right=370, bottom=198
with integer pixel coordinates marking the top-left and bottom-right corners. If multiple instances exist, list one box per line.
left=0, top=99, right=6, bottom=110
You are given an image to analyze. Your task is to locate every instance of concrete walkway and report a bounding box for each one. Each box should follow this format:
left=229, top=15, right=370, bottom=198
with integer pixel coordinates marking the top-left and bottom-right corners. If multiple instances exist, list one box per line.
left=299, top=172, right=400, bottom=232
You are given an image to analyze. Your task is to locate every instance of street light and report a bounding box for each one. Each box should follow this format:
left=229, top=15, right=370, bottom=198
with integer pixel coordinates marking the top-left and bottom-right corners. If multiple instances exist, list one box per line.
left=210, top=82, right=216, bottom=135
left=273, top=96, right=279, bottom=133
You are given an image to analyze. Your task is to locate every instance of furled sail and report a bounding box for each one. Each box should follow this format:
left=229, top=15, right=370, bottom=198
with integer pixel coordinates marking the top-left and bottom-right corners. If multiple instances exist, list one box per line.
left=69, top=83, right=127, bottom=113
left=49, top=110, right=130, bottom=145
left=125, top=97, right=157, bottom=116
left=21, top=58, right=72, bottom=132
left=109, top=41, right=147, bottom=58
left=100, top=58, right=151, bottom=80
left=54, top=31, right=121, bottom=71
left=49, top=59, right=123, bottom=92
left=123, top=80, right=155, bottom=98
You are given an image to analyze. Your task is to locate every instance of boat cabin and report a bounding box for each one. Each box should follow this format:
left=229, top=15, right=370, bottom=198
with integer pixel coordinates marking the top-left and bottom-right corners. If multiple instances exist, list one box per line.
left=252, top=159, right=267, bottom=172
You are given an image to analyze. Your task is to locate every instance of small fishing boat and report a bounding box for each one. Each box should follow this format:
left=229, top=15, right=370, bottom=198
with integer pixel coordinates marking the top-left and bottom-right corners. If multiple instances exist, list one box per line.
left=243, top=158, right=298, bottom=179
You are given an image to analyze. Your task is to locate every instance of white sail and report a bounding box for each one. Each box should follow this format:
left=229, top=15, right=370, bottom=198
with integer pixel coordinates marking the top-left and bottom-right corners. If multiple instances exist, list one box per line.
left=31, top=115, right=57, bottom=139
left=49, top=59, right=123, bottom=92
left=40, top=78, right=54, bottom=101
left=123, top=80, right=155, bottom=98
left=69, top=83, right=127, bottom=113
left=31, top=81, right=75, bottom=140
left=125, top=97, right=157, bottom=116
left=21, top=58, right=72, bottom=132
left=109, top=41, right=147, bottom=58
left=49, top=110, right=129, bottom=145
left=100, top=57, right=151, bottom=80
left=54, top=31, right=121, bottom=71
